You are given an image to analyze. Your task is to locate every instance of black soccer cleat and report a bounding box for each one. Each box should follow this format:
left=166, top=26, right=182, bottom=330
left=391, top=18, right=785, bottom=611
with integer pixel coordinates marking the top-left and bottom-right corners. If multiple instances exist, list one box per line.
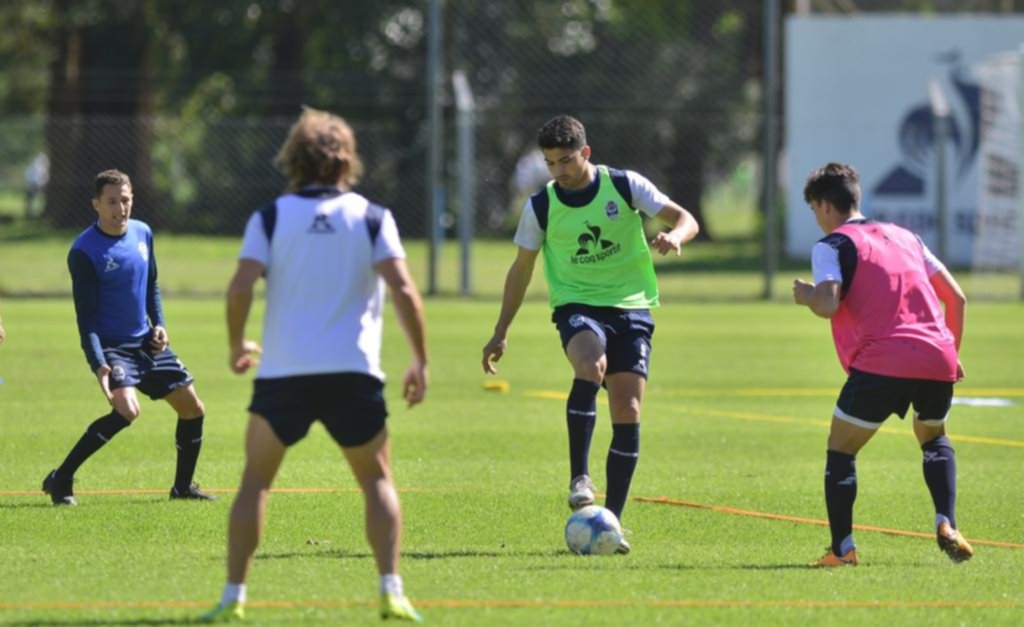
left=169, top=482, right=217, bottom=501
left=42, top=469, right=77, bottom=506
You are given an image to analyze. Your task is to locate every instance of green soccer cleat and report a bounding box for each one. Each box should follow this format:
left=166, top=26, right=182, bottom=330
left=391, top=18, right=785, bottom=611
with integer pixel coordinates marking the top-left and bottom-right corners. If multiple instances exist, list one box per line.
left=380, top=593, right=423, bottom=622
left=198, top=601, right=244, bottom=623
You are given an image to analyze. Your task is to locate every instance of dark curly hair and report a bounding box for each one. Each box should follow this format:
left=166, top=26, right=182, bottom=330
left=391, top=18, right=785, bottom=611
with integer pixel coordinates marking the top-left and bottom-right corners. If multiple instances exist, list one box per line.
left=537, top=115, right=587, bottom=150
left=803, top=162, right=861, bottom=214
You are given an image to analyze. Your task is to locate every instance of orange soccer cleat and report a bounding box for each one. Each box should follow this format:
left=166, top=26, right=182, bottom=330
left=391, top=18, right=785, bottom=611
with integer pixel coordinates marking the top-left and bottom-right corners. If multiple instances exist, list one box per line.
left=937, top=523, right=974, bottom=563
left=810, top=547, right=859, bottom=567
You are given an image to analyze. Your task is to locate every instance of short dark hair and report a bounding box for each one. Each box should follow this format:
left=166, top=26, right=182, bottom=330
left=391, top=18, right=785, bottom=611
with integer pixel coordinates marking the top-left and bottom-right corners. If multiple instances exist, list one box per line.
left=537, top=115, right=586, bottom=150
left=94, top=169, right=132, bottom=198
left=803, top=162, right=860, bottom=213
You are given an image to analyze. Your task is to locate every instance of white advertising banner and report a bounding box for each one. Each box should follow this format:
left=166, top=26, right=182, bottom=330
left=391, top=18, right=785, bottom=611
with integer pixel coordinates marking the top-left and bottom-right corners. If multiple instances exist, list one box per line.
left=785, top=16, right=1024, bottom=265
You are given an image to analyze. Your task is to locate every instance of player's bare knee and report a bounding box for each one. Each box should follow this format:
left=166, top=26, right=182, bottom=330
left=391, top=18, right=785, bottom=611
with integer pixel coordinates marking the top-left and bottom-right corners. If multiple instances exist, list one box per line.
left=115, top=401, right=141, bottom=421
left=574, top=360, right=605, bottom=382
left=611, top=402, right=641, bottom=424
left=183, top=397, right=205, bottom=419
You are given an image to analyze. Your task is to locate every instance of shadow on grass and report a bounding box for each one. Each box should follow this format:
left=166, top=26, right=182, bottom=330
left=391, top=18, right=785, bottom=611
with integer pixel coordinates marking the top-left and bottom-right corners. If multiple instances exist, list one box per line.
left=3, top=619, right=196, bottom=626
left=516, top=561, right=820, bottom=572
left=0, top=502, right=56, bottom=510
left=257, top=548, right=564, bottom=561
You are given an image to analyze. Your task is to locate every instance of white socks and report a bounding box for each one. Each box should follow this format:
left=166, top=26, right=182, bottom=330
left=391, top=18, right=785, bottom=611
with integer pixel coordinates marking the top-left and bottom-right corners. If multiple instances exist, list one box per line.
left=220, top=583, right=247, bottom=607
left=380, top=574, right=404, bottom=597
left=220, top=577, right=403, bottom=605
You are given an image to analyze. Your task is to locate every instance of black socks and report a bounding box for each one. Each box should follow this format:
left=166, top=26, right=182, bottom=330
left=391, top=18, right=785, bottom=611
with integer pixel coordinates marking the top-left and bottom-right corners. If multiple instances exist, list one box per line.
left=824, top=449, right=857, bottom=556
left=174, top=415, right=205, bottom=490
left=566, top=379, right=599, bottom=480
left=56, top=411, right=132, bottom=478
left=605, top=423, right=640, bottom=520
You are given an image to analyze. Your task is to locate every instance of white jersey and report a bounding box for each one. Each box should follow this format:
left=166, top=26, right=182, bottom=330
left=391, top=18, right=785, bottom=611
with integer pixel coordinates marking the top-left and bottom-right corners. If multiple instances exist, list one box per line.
left=238, top=188, right=405, bottom=380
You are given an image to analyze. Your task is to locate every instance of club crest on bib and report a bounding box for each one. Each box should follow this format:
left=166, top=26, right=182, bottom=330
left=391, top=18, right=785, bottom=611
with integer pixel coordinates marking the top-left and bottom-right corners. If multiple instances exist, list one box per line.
left=137, top=242, right=149, bottom=261
left=605, top=200, right=619, bottom=220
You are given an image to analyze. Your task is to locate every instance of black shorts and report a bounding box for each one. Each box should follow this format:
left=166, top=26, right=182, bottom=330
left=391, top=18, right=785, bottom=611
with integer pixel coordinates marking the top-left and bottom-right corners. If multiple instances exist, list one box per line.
left=551, top=304, right=654, bottom=378
left=104, top=343, right=194, bottom=400
left=835, top=368, right=954, bottom=429
left=248, top=372, right=388, bottom=447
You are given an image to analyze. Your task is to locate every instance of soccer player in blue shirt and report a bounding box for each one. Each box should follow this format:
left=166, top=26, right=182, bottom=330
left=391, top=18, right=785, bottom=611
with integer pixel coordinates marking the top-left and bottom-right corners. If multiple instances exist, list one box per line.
left=42, top=169, right=213, bottom=506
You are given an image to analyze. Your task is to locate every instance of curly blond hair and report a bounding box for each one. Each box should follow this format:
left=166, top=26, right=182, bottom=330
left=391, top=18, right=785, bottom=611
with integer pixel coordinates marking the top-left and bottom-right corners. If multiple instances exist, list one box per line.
left=274, top=107, right=364, bottom=191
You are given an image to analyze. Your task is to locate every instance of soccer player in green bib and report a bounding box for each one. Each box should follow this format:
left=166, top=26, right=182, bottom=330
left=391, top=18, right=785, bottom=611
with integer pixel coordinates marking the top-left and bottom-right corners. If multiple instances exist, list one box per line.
left=482, top=115, right=699, bottom=553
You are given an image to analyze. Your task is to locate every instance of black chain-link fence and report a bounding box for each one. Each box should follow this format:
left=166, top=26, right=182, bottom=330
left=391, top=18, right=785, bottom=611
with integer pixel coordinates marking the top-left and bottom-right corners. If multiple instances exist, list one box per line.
left=0, top=1, right=764, bottom=240
left=2, top=0, right=1021, bottom=240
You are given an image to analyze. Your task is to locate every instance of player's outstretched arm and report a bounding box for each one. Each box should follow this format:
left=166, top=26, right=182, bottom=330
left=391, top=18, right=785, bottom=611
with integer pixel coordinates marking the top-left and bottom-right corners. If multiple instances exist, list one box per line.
left=793, top=278, right=840, bottom=318
left=226, top=259, right=265, bottom=374
left=929, top=267, right=967, bottom=352
left=376, top=257, right=429, bottom=407
left=649, top=201, right=699, bottom=256
left=482, top=246, right=539, bottom=374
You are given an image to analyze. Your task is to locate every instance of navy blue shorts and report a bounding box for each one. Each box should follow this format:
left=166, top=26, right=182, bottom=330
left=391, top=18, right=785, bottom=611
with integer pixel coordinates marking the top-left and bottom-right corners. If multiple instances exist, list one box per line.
left=835, top=368, right=954, bottom=429
left=248, top=372, right=388, bottom=447
left=104, top=343, right=194, bottom=400
left=551, top=304, right=654, bottom=378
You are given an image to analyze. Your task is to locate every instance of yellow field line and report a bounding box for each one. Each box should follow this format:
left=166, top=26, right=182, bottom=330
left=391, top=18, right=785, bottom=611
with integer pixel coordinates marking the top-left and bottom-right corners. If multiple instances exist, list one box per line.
left=528, top=387, right=1024, bottom=397
left=1, top=599, right=1022, bottom=610
left=522, top=390, right=1024, bottom=447
left=661, top=388, right=1024, bottom=397
left=680, top=406, right=1024, bottom=448
left=633, top=496, right=1024, bottom=549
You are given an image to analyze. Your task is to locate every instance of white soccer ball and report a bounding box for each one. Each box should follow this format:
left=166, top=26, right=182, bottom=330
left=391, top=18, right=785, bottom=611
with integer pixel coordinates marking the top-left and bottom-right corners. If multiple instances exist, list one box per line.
left=564, top=505, right=623, bottom=555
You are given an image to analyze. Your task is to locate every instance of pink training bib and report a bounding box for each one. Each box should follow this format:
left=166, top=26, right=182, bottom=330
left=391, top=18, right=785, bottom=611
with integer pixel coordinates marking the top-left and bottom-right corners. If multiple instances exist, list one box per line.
left=829, top=222, right=958, bottom=382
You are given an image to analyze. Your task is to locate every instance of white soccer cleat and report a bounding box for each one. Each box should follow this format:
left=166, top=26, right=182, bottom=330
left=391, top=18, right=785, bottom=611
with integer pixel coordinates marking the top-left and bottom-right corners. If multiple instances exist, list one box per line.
left=568, top=475, right=596, bottom=511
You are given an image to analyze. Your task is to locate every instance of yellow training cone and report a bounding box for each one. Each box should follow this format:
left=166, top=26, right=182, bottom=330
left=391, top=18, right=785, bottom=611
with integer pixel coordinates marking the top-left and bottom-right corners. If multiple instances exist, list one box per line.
left=483, top=380, right=510, bottom=392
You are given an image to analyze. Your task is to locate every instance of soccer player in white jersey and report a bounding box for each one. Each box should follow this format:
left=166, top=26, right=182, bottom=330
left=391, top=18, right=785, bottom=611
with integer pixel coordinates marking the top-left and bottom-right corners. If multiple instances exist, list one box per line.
left=202, top=108, right=428, bottom=623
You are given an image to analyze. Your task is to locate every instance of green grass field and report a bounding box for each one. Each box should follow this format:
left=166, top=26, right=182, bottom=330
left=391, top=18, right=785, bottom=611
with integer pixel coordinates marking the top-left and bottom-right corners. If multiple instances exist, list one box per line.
left=1, top=291, right=1022, bottom=624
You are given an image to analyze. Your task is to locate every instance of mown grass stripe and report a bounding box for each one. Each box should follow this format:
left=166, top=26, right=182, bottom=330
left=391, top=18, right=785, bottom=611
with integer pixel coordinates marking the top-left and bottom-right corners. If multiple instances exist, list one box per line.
left=523, top=390, right=1024, bottom=448
left=0, top=487, right=431, bottom=496
left=1, top=599, right=1022, bottom=610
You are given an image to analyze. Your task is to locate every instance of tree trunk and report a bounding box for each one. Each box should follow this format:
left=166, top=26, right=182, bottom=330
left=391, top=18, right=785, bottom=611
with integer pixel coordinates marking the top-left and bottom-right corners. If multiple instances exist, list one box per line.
left=44, top=1, right=158, bottom=230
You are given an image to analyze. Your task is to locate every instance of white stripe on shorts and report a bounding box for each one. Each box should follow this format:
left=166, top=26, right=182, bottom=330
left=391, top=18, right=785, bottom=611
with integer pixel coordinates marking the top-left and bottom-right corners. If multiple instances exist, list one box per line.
left=915, top=411, right=949, bottom=427
left=833, top=405, right=884, bottom=431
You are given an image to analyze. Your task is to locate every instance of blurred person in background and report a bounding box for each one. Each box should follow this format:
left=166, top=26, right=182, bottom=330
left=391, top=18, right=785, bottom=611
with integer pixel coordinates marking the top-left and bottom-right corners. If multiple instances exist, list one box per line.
left=24, top=152, right=49, bottom=217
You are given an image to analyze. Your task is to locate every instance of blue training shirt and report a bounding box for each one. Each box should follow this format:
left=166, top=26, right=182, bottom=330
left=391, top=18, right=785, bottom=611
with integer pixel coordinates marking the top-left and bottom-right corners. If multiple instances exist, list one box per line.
left=68, top=219, right=165, bottom=371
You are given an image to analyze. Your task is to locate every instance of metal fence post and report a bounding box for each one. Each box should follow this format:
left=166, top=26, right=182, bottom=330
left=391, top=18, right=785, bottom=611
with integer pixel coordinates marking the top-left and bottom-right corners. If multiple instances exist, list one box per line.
left=762, top=0, right=780, bottom=300
left=426, top=0, right=445, bottom=295
left=453, top=70, right=475, bottom=297
left=929, top=79, right=950, bottom=262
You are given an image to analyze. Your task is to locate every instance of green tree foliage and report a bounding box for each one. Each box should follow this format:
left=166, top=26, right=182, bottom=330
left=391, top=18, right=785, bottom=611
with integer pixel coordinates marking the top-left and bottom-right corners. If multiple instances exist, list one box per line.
left=18, top=1, right=766, bottom=236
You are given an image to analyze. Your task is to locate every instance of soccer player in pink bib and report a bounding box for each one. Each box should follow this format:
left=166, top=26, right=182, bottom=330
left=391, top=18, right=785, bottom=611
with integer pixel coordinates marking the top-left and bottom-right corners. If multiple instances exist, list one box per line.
left=793, top=163, right=973, bottom=567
